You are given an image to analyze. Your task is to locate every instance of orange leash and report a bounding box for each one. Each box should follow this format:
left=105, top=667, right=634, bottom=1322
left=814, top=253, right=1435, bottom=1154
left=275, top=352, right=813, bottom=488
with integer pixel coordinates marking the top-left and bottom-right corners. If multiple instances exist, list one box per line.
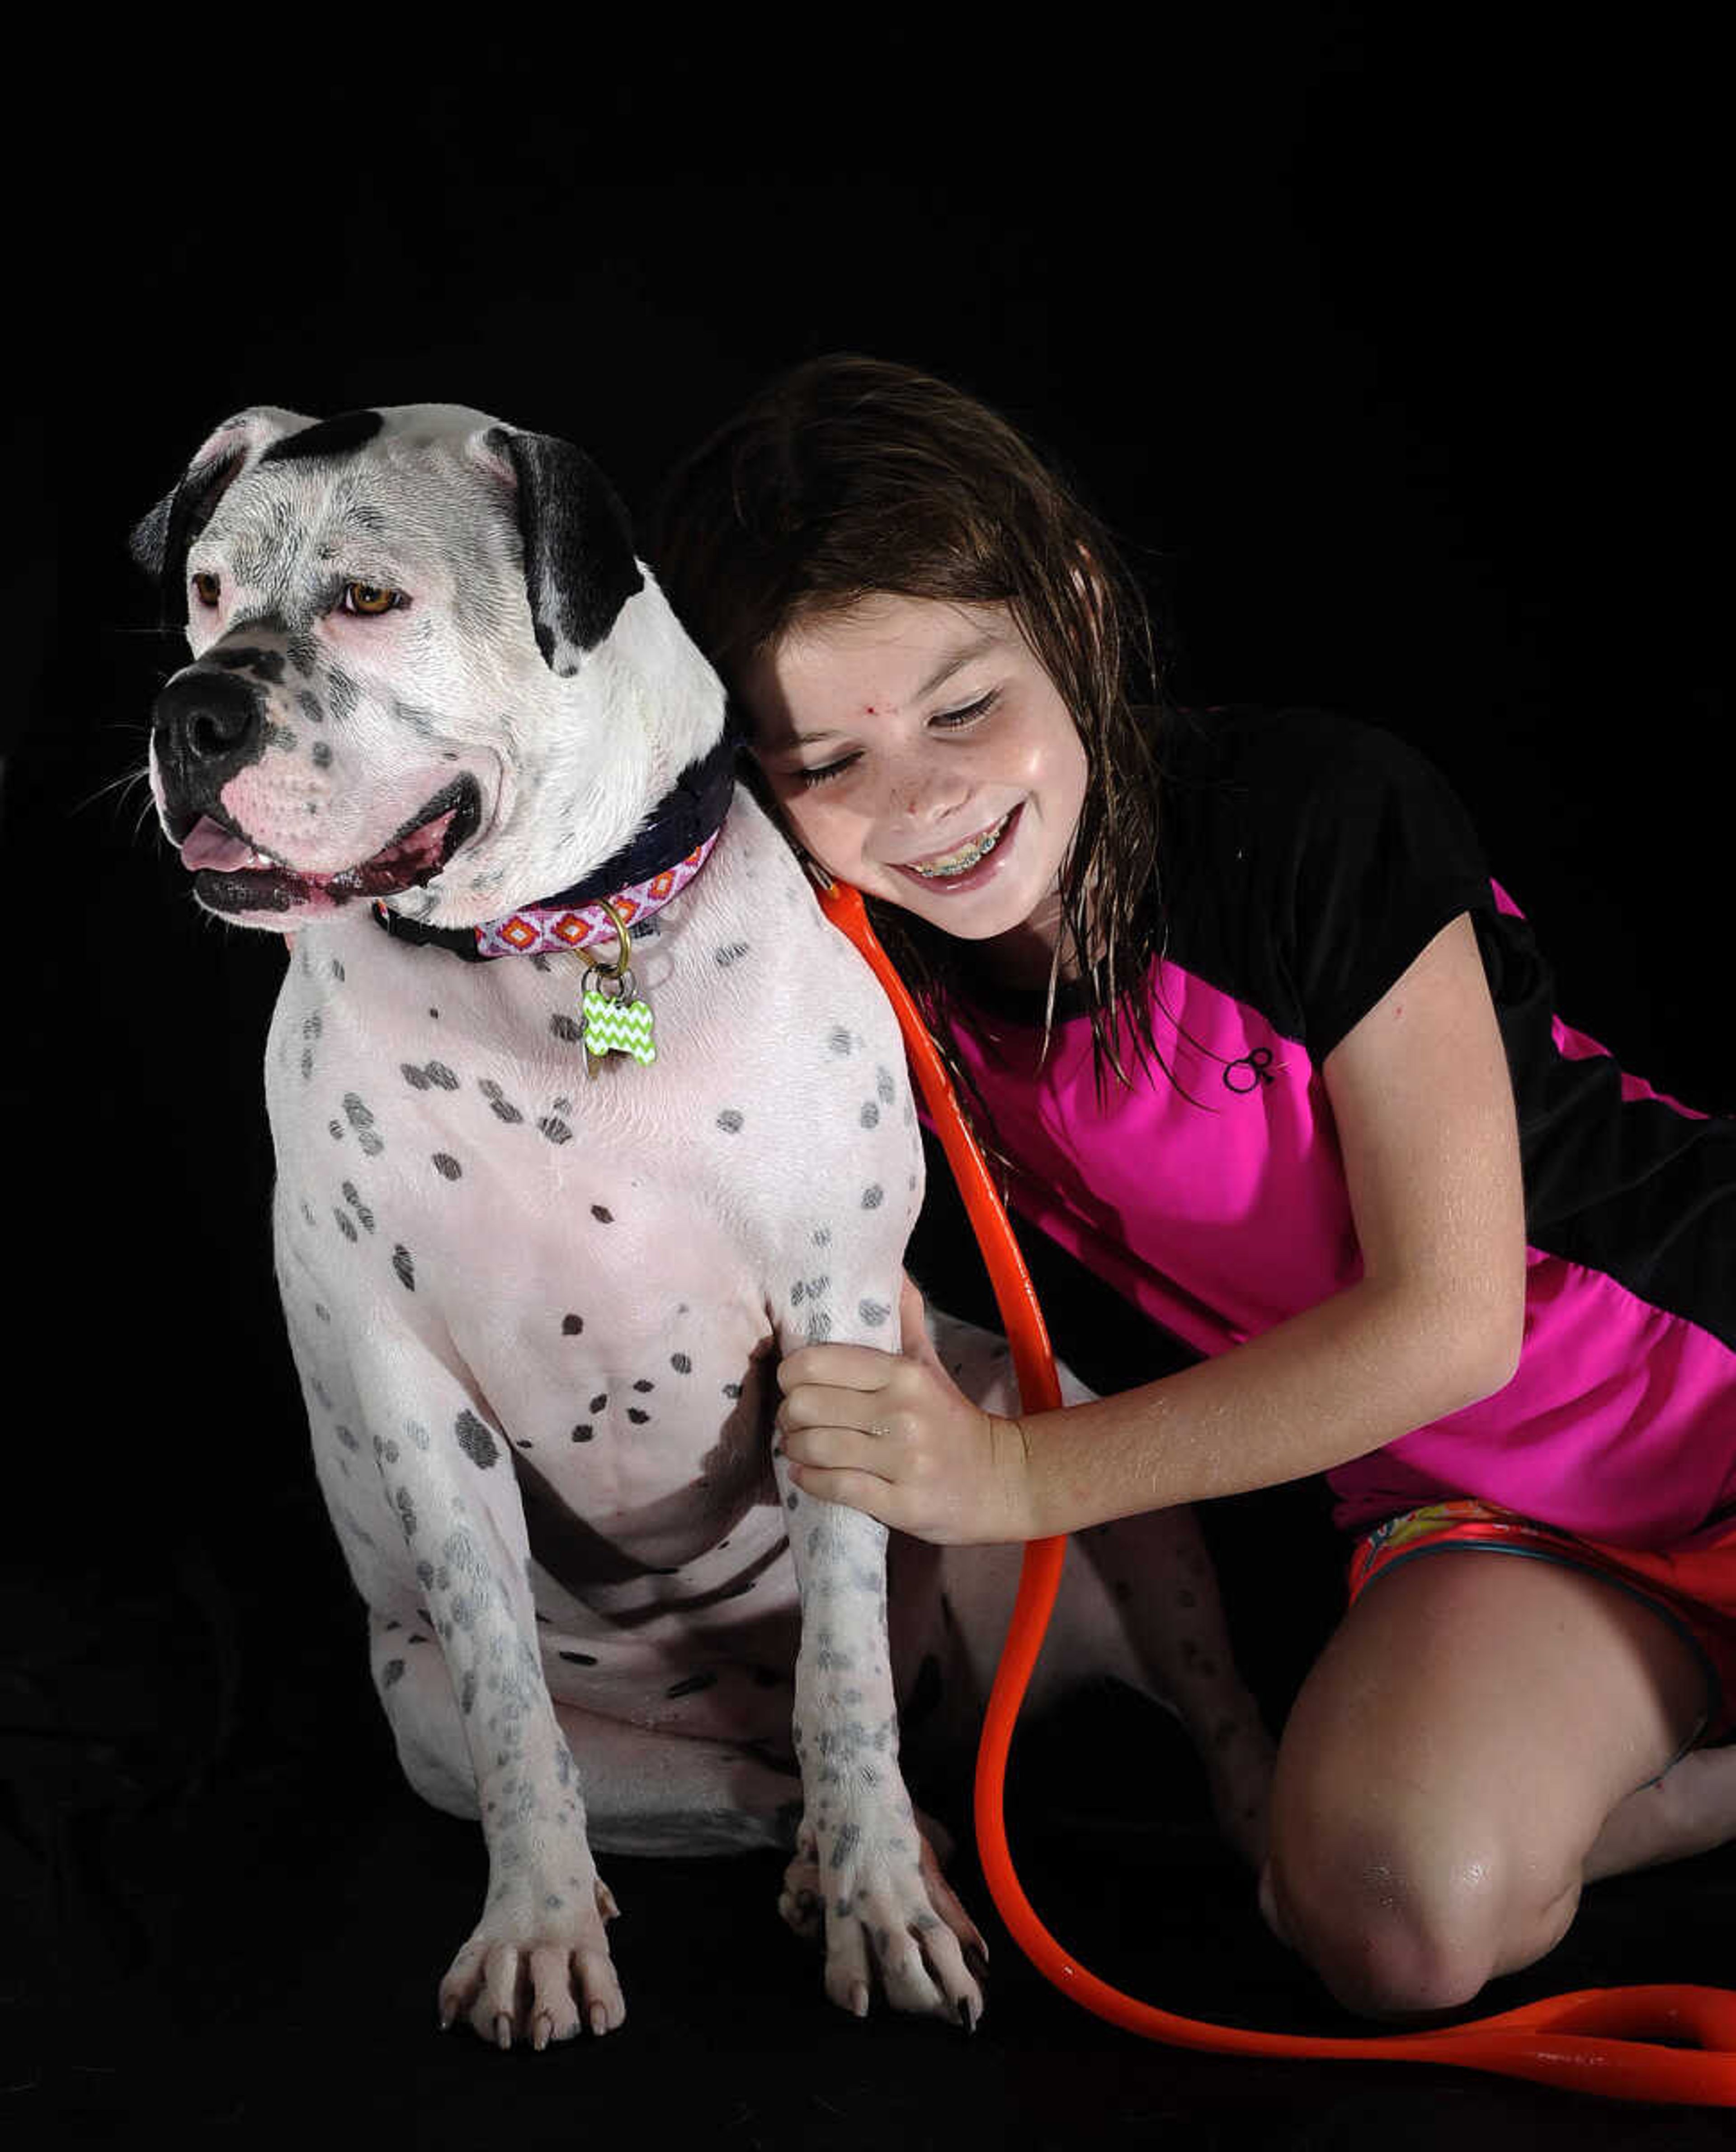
left=812, top=869, right=1736, bottom=2106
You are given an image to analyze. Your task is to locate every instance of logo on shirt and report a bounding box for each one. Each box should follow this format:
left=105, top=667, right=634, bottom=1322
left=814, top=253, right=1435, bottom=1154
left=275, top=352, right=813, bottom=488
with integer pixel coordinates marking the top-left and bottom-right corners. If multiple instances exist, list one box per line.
left=1222, top=1047, right=1278, bottom=1095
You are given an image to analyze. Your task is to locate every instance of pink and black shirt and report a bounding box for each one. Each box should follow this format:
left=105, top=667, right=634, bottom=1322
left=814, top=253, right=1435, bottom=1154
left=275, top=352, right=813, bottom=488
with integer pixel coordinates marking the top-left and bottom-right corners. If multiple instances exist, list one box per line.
left=944, top=706, right=1736, bottom=1552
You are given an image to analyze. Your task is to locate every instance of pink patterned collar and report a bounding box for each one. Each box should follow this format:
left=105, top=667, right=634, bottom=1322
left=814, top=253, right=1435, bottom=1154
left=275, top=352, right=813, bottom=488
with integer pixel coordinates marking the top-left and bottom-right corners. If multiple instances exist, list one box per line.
left=370, top=734, right=736, bottom=964
left=468, top=827, right=721, bottom=958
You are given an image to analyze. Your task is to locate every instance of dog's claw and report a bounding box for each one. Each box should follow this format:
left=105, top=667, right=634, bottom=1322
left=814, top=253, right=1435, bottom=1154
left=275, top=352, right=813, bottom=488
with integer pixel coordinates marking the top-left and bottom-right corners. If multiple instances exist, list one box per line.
left=850, top=1980, right=870, bottom=2019
left=495, top=2012, right=512, bottom=2051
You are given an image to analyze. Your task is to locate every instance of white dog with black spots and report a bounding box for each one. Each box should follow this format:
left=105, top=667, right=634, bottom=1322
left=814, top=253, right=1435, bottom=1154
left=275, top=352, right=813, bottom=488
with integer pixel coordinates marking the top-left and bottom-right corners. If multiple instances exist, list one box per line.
left=129, top=402, right=1274, bottom=2049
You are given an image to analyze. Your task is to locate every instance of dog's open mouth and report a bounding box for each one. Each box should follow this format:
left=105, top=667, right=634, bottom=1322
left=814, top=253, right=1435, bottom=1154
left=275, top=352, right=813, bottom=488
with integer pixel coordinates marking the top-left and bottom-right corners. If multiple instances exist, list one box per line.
left=175, top=776, right=482, bottom=918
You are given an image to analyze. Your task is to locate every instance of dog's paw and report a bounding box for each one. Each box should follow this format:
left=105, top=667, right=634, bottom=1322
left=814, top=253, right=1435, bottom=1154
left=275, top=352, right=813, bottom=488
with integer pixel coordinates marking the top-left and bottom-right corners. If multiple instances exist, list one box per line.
left=438, top=1871, right=624, bottom=2049
left=778, top=1805, right=958, bottom=1943
left=783, top=1813, right=988, bottom=2029
left=778, top=1817, right=827, bottom=1944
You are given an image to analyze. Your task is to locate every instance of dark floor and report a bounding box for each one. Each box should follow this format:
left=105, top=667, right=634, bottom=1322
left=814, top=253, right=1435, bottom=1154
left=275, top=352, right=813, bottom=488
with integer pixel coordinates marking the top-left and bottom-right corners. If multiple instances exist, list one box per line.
left=7, top=1179, right=1736, bottom=2148
left=8, top=1540, right=1736, bottom=2152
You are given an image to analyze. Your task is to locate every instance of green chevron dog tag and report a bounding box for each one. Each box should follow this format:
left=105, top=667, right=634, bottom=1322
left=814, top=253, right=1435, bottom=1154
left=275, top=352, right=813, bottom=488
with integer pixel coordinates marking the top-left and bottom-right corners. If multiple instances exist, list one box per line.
left=582, top=977, right=656, bottom=1066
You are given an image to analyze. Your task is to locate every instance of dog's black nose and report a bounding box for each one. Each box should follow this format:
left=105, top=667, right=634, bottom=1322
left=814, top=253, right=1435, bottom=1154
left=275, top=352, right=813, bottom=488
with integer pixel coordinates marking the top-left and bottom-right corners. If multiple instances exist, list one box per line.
left=152, top=665, right=265, bottom=809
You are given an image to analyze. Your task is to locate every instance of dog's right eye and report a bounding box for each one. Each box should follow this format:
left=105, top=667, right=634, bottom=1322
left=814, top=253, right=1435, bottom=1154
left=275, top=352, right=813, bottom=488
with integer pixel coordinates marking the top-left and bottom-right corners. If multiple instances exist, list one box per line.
left=191, top=571, right=221, bottom=608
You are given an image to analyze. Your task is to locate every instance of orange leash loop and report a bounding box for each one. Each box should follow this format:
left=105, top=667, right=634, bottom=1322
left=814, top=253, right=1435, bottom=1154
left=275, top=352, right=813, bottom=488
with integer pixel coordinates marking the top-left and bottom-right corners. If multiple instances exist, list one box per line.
left=812, top=870, right=1736, bottom=2107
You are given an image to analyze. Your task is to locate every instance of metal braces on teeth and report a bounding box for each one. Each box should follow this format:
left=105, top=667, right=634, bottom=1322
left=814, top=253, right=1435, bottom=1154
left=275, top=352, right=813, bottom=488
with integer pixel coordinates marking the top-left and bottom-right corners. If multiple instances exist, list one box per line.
left=911, top=814, right=1010, bottom=879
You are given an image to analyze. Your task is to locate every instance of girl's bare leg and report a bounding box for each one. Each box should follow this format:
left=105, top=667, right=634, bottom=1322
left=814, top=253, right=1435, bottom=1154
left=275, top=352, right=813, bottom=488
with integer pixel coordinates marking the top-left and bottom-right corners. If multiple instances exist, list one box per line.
left=1257, top=1549, right=1711, bottom=2019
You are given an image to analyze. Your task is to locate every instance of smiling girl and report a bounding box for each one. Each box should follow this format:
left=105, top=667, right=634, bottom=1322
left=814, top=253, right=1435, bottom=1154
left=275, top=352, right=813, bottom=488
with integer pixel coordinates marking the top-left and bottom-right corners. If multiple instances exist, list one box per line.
left=647, top=354, right=1736, bottom=2020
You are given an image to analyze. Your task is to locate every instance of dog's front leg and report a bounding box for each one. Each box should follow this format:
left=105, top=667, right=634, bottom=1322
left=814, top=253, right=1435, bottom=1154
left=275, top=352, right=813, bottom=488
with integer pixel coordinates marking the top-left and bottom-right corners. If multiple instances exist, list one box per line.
left=347, top=1340, right=625, bottom=2048
left=772, top=1447, right=988, bottom=2028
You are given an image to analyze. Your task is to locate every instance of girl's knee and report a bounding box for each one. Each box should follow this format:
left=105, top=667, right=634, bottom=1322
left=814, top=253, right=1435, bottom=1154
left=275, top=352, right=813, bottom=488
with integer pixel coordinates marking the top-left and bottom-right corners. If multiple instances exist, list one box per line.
left=1260, top=1827, right=1575, bottom=2020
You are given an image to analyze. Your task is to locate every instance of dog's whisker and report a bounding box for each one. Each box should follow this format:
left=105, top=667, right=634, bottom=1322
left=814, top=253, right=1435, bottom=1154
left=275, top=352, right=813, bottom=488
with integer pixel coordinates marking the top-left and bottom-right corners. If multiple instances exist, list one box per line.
left=76, top=764, right=150, bottom=808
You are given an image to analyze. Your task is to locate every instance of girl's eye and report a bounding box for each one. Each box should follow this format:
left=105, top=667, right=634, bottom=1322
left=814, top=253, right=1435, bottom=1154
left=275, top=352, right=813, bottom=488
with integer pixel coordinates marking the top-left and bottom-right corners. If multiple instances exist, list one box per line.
left=342, top=581, right=405, bottom=617
left=933, top=689, right=998, bottom=730
left=795, top=751, right=862, bottom=789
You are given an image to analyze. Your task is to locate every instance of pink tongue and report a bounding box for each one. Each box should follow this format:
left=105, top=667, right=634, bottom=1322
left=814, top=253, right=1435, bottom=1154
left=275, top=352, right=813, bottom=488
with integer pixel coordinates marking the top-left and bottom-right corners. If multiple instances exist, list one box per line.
left=181, top=815, right=263, bottom=872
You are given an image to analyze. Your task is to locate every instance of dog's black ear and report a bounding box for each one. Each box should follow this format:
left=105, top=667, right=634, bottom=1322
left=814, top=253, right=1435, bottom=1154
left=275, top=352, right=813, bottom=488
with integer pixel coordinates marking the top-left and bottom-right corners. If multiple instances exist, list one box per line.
left=127, top=448, right=245, bottom=623
left=127, top=408, right=312, bottom=627
left=477, top=426, right=645, bottom=675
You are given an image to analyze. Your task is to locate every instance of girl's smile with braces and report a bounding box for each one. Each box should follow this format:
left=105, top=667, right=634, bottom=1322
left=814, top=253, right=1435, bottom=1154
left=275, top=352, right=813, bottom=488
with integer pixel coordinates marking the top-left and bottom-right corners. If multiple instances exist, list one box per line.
left=902, top=808, right=1014, bottom=878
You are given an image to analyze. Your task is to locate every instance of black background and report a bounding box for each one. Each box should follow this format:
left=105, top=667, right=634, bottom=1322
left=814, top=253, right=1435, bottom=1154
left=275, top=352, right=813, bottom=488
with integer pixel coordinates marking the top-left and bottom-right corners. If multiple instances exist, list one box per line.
left=5, top=10, right=1732, bottom=2146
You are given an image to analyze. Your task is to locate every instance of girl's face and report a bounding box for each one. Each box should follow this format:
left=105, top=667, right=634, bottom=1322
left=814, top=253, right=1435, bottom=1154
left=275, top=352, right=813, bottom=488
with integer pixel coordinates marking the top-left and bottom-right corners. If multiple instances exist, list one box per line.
left=738, top=595, right=1090, bottom=981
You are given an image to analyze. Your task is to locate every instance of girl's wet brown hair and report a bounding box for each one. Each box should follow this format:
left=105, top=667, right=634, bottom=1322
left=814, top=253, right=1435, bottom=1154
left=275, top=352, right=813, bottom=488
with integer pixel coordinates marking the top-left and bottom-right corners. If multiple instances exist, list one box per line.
left=645, top=352, right=1193, bottom=1123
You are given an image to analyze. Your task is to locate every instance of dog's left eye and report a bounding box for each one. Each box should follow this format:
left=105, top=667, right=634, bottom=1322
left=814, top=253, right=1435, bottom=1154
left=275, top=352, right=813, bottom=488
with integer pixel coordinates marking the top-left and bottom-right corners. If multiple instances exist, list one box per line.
left=342, top=582, right=405, bottom=617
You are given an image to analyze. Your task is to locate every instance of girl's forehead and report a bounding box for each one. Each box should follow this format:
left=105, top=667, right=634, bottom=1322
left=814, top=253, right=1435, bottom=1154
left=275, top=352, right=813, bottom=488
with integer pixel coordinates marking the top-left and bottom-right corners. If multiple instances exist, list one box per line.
left=741, top=596, right=1022, bottom=751
left=773, top=596, right=1010, bottom=695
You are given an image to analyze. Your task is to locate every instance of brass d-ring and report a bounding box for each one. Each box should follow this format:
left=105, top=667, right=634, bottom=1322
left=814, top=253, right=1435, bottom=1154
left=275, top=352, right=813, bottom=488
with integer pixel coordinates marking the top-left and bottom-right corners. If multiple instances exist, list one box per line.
left=592, top=897, right=632, bottom=979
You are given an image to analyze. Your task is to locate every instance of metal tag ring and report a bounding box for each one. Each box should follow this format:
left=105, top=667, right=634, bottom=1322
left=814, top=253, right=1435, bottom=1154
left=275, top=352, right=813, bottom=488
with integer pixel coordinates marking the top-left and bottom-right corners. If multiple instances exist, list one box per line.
left=585, top=895, right=637, bottom=981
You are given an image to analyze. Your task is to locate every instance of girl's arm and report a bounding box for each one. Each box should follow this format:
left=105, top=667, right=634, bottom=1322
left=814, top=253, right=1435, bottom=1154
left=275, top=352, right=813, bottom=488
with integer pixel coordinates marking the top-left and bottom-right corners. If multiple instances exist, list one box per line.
left=775, top=911, right=1528, bottom=1544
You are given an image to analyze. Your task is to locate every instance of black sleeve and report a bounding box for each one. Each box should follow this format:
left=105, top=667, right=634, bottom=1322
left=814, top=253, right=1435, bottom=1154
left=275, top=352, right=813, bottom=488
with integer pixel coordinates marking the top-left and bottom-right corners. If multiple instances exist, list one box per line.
left=1269, top=711, right=1497, bottom=1062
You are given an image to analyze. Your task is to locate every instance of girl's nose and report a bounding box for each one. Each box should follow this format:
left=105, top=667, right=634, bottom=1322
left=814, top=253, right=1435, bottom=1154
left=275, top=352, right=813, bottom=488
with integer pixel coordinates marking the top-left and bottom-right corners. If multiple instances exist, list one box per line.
left=884, top=755, right=968, bottom=823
